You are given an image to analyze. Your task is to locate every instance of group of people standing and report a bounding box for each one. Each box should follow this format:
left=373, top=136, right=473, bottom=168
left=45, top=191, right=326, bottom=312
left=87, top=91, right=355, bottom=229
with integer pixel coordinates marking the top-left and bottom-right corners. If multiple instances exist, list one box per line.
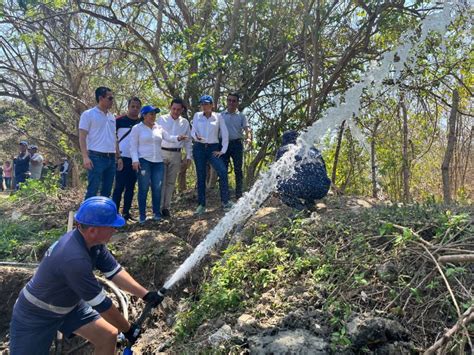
left=79, top=87, right=251, bottom=223
left=0, top=143, right=69, bottom=191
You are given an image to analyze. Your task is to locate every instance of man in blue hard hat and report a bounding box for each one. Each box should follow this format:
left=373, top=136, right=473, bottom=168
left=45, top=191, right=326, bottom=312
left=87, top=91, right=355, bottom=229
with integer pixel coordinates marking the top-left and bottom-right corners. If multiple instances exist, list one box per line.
left=9, top=197, right=164, bottom=355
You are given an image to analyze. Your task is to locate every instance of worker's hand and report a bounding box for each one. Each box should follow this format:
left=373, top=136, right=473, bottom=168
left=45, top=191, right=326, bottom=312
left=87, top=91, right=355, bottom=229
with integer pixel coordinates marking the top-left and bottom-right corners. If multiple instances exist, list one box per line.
left=177, top=135, right=188, bottom=141
left=116, top=158, right=123, bottom=171
left=213, top=151, right=224, bottom=158
left=123, top=323, right=141, bottom=344
left=143, top=290, right=164, bottom=308
left=83, top=156, right=93, bottom=170
left=132, top=162, right=140, bottom=171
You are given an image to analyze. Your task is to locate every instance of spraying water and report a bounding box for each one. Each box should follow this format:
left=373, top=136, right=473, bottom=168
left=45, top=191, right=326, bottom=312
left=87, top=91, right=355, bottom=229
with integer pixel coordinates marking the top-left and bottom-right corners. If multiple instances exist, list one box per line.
left=163, top=1, right=460, bottom=290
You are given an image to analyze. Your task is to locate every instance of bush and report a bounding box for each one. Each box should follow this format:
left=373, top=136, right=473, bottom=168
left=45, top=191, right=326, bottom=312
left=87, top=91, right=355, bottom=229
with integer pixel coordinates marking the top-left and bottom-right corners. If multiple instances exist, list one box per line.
left=0, top=219, right=64, bottom=261
left=9, top=173, right=60, bottom=203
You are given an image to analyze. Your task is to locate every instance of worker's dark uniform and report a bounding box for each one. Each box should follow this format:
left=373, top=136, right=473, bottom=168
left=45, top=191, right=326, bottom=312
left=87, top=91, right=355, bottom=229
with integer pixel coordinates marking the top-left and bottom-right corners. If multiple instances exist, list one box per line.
left=9, top=229, right=122, bottom=355
left=276, top=130, right=331, bottom=210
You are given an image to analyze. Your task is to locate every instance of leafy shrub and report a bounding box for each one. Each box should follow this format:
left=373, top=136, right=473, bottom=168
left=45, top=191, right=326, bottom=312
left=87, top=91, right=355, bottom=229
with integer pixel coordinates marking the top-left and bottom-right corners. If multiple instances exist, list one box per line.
left=9, top=173, right=60, bottom=203
left=0, top=219, right=64, bottom=261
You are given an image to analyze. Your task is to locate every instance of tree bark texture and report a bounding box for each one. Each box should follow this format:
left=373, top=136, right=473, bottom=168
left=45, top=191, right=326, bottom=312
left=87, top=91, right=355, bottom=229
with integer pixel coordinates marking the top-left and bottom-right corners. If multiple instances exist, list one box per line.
left=331, top=120, right=346, bottom=186
left=400, top=95, right=410, bottom=203
left=441, top=89, right=459, bottom=204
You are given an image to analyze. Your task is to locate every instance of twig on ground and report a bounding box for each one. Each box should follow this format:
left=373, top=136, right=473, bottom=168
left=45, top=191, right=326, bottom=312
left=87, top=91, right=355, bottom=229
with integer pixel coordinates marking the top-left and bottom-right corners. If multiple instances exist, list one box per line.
left=438, top=254, right=474, bottom=264
left=423, top=306, right=474, bottom=355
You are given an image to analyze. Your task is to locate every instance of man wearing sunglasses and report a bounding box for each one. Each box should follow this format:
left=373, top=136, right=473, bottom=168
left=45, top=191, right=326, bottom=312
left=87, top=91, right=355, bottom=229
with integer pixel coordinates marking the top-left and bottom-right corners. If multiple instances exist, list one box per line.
left=79, top=87, right=123, bottom=200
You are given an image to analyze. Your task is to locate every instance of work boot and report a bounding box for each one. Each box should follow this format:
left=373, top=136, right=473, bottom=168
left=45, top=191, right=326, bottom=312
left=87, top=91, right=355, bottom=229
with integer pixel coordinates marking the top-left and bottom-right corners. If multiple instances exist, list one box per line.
left=222, top=201, right=233, bottom=212
left=139, top=216, right=147, bottom=224
left=152, top=214, right=162, bottom=222
left=161, top=209, right=171, bottom=218
left=194, top=205, right=206, bottom=215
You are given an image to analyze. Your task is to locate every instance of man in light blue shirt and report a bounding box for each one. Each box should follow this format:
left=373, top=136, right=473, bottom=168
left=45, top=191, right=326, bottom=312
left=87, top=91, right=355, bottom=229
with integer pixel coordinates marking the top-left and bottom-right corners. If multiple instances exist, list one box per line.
left=221, top=93, right=252, bottom=199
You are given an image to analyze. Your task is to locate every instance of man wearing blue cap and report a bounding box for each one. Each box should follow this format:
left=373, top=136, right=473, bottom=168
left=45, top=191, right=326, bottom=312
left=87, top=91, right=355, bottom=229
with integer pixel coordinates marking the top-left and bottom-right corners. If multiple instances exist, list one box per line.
left=79, top=87, right=123, bottom=200
left=9, top=197, right=164, bottom=355
left=13, top=141, right=30, bottom=190
left=191, top=95, right=232, bottom=214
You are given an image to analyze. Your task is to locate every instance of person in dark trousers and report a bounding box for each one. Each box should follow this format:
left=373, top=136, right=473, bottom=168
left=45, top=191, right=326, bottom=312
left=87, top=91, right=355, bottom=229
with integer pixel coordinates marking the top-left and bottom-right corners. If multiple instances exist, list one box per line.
left=79, top=87, right=123, bottom=200
left=9, top=197, right=165, bottom=355
left=0, top=163, right=4, bottom=191
left=13, top=141, right=30, bottom=190
left=59, top=157, right=70, bottom=189
left=191, top=95, right=232, bottom=215
left=275, top=130, right=331, bottom=210
left=112, top=97, right=142, bottom=221
left=221, top=93, right=252, bottom=199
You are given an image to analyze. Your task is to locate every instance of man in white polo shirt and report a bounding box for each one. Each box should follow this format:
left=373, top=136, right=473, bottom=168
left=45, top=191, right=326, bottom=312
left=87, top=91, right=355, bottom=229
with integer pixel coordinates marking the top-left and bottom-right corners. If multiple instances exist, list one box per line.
left=157, top=98, right=192, bottom=218
left=79, top=87, right=123, bottom=200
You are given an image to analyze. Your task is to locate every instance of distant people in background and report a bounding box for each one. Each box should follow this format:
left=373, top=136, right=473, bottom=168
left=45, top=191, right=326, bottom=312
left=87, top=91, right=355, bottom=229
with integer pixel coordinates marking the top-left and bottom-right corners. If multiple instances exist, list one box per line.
left=191, top=95, right=232, bottom=215
left=130, top=105, right=188, bottom=223
left=59, top=157, right=70, bottom=189
left=112, top=97, right=142, bottom=221
left=221, top=93, right=252, bottom=199
left=275, top=130, right=331, bottom=210
left=79, top=86, right=122, bottom=200
left=3, top=161, right=12, bottom=190
left=157, top=98, right=192, bottom=218
left=28, top=145, right=43, bottom=179
left=0, top=163, right=4, bottom=191
left=14, top=141, right=30, bottom=190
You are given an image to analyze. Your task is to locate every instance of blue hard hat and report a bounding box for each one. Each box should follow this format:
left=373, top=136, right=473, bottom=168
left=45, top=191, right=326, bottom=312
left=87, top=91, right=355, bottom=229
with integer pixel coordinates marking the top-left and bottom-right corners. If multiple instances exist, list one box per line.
left=75, top=197, right=125, bottom=227
left=199, top=95, right=213, bottom=104
left=140, top=105, right=160, bottom=118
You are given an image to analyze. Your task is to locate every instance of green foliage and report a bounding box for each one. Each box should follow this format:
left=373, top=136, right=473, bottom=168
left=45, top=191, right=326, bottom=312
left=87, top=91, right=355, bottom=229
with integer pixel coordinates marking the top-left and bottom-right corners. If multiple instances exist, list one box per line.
left=0, top=219, right=64, bottom=261
left=173, top=202, right=472, bottom=351
left=175, top=236, right=293, bottom=339
left=9, top=173, right=60, bottom=203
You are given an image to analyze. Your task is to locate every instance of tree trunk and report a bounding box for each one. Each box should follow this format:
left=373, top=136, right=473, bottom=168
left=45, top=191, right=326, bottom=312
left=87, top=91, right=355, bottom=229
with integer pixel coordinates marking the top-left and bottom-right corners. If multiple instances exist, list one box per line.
left=331, top=120, right=346, bottom=185
left=441, top=89, right=459, bottom=204
left=400, top=95, right=410, bottom=203
left=371, top=119, right=381, bottom=198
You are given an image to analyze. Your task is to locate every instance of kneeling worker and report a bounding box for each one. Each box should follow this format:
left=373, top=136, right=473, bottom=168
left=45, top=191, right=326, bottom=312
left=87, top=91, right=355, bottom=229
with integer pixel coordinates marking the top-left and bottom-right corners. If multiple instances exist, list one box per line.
left=9, top=196, right=163, bottom=355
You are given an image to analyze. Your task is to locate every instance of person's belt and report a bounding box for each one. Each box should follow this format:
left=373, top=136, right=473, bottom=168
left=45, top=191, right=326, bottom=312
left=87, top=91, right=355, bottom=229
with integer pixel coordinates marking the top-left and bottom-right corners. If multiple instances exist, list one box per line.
left=161, top=147, right=181, bottom=152
left=22, top=287, right=77, bottom=315
left=88, top=150, right=115, bottom=158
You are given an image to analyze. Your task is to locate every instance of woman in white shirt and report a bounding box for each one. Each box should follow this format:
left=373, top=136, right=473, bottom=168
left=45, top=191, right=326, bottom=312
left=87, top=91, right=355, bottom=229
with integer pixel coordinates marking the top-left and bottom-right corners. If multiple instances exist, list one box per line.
left=130, top=105, right=187, bottom=223
left=191, top=95, right=232, bottom=215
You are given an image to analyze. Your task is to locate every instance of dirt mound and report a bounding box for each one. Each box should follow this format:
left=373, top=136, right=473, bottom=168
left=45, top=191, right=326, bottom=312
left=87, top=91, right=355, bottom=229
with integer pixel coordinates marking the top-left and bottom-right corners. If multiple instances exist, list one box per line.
left=111, top=229, right=194, bottom=289
left=0, top=267, right=33, bottom=336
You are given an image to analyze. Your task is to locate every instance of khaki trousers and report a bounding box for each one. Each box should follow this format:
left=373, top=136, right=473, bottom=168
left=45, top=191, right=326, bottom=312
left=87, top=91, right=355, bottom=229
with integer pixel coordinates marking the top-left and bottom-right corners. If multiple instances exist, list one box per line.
left=161, top=149, right=182, bottom=210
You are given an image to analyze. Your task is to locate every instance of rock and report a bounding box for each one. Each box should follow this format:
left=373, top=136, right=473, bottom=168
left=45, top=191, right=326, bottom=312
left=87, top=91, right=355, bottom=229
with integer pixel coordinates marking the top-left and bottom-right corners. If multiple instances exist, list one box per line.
left=346, top=315, right=413, bottom=352
left=237, top=314, right=258, bottom=334
left=315, top=202, right=327, bottom=211
left=208, top=324, right=233, bottom=347
left=249, top=329, right=328, bottom=354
